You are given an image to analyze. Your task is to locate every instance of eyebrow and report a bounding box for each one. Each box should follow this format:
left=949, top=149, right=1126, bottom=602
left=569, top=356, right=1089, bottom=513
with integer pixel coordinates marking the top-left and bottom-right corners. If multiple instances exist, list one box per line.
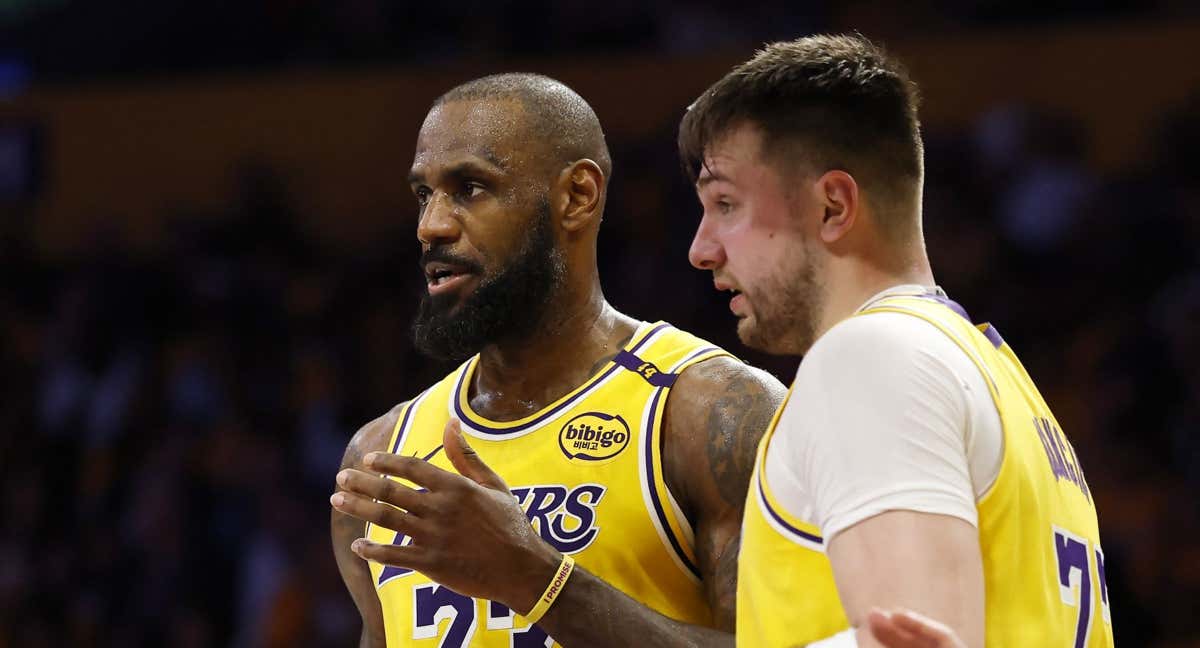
left=408, top=156, right=506, bottom=186
left=696, top=170, right=730, bottom=189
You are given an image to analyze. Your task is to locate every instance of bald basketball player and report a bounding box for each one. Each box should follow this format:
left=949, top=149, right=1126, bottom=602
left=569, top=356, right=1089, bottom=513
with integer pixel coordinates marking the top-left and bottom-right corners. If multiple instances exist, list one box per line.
left=329, top=74, right=785, bottom=647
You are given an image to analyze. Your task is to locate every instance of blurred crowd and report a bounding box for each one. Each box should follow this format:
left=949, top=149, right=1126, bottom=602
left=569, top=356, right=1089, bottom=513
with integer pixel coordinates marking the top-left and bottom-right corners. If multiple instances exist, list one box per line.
left=3, top=10, right=1200, bottom=646
left=2, top=88, right=1199, bottom=645
left=4, top=1, right=1199, bottom=82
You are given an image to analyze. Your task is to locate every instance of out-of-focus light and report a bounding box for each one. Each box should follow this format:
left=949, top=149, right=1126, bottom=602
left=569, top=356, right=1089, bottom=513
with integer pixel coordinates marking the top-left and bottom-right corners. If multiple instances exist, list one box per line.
left=0, top=59, right=31, bottom=99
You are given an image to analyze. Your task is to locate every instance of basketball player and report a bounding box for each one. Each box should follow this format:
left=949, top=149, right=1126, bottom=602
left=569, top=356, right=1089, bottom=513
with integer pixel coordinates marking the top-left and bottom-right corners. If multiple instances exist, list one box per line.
left=329, top=74, right=786, bottom=647
left=680, top=35, right=1113, bottom=647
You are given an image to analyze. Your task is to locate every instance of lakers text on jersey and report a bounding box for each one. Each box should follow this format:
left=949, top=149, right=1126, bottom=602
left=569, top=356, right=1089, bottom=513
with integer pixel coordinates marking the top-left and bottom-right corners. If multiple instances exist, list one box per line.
left=367, top=321, right=730, bottom=647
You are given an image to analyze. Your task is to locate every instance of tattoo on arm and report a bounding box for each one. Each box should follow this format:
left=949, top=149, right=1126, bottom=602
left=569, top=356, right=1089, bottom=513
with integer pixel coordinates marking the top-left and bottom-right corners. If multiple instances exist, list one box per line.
left=696, top=524, right=742, bottom=630
left=663, top=359, right=786, bottom=632
left=705, top=373, right=780, bottom=505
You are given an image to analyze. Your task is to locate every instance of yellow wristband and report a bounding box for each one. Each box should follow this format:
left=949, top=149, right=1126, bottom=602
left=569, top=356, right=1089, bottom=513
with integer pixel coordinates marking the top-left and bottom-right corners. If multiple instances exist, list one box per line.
left=521, top=554, right=575, bottom=624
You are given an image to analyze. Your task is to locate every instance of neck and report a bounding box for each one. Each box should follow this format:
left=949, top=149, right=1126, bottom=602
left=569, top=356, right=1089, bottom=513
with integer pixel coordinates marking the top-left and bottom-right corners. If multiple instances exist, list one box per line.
left=470, top=272, right=638, bottom=421
left=812, top=242, right=935, bottom=346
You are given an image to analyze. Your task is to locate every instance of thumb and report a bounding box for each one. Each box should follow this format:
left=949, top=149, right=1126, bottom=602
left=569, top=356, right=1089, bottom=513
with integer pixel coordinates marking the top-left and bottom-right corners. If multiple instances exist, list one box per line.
left=444, top=419, right=507, bottom=490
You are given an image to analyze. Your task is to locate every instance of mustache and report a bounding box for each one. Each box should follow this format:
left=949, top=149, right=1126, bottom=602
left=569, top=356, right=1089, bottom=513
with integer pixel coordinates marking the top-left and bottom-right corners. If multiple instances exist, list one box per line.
left=418, top=247, right=485, bottom=275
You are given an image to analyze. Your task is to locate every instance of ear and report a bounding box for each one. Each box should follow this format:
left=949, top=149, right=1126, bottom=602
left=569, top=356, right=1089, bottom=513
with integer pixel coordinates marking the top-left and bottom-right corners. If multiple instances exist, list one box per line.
left=815, top=170, right=860, bottom=244
left=556, top=159, right=605, bottom=233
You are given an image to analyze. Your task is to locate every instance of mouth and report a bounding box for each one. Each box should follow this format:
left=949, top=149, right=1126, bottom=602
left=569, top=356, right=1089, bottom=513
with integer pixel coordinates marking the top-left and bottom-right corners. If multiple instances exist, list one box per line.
left=714, top=280, right=746, bottom=316
left=728, top=291, right=746, bottom=315
left=424, top=261, right=478, bottom=297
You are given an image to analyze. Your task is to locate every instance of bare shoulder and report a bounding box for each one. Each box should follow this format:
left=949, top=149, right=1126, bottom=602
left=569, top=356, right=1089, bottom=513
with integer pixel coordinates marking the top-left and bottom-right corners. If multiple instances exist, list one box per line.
left=669, top=356, right=786, bottom=419
left=341, top=401, right=409, bottom=471
left=664, top=356, right=787, bottom=509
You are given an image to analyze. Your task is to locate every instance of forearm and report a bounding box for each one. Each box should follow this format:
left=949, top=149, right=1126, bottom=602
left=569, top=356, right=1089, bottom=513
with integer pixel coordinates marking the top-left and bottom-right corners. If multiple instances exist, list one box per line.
left=358, top=627, right=385, bottom=648
left=534, top=566, right=734, bottom=648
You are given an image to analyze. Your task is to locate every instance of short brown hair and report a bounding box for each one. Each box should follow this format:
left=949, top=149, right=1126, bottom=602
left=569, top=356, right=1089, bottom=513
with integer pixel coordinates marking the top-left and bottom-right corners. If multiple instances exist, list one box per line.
left=679, top=34, right=923, bottom=218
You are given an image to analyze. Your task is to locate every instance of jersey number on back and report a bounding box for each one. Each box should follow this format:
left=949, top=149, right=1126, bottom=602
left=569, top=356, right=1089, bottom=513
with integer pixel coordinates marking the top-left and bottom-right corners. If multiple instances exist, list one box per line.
left=1052, top=527, right=1111, bottom=648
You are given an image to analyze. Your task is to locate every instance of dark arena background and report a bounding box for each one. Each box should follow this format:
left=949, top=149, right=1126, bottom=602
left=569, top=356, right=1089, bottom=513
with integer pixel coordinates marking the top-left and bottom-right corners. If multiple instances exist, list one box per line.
left=2, top=2, right=1199, bottom=646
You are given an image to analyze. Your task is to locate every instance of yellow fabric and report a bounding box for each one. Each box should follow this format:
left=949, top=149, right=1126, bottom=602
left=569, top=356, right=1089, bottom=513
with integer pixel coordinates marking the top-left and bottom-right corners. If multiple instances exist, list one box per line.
left=366, top=321, right=731, bottom=647
left=737, top=295, right=1114, bottom=648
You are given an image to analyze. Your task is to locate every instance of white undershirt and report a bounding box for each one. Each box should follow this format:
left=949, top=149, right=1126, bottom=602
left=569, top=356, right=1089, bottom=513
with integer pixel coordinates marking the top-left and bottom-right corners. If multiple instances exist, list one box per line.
left=764, top=285, right=1004, bottom=543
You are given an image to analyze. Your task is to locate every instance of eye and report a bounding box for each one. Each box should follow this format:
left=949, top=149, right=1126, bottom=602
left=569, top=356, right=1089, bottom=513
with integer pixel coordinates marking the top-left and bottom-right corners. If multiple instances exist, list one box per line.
left=414, top=186, right=431, bottom=207
left=461, top=181, right=486, bottom=200
left=710, top=194, right=738, bottom=216
left=700, top=188, right=735, bottom=217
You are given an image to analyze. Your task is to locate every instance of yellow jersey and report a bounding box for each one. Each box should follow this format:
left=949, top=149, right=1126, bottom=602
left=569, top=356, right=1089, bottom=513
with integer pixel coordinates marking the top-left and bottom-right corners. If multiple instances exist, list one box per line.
left=366, top=321, right=731, bottom=647
left=737, top=293, right=1114, bottom=647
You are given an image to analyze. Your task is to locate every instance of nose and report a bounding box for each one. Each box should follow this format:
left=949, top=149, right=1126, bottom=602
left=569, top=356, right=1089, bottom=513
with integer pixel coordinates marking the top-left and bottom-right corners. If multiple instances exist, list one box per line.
left=416, top=192, right=461, bottom=247
left=687, top=214, right=725, bottom=271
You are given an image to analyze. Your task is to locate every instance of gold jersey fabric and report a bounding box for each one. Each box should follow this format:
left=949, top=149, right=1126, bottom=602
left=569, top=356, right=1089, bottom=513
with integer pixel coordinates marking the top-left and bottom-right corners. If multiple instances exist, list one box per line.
left=366, top=321, right=731, bottom=647
left=736, top=293, right=1114, bottom=648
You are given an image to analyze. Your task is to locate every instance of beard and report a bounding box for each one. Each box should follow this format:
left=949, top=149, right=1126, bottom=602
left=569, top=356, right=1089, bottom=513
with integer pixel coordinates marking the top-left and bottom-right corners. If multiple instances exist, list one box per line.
left=411, top=200, right=565, bottom=363
left=737, top=237, right=824, bottom=356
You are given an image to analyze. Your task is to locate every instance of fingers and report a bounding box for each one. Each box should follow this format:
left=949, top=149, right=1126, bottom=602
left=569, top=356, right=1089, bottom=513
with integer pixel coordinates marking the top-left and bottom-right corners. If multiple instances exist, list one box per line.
left=867, top=609, right=921, bottom=647
left=336, top=468, right=431, bottom=514
left=867, top=607, right=963, bottom=648
left=890, top=609, right=957, bottom=641
left=362, top=451, right=463, bottom=491
left=443, top=419, right=507, bottom=490
left=331, top=491, right=428, bottom=537
left=351, top=538, right=430, bottom=570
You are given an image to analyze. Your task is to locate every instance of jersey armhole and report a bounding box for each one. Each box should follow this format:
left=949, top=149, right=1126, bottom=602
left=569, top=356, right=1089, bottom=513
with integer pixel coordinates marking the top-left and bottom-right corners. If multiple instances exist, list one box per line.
left=637, top=345, right=732, bottom=583
left=365, top=388, right=431, bottom=544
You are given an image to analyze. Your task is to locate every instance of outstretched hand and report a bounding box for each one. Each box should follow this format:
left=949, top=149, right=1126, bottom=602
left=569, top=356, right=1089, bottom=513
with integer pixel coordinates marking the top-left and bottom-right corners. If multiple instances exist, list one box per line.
left=330, top=419, right=561, bottom=614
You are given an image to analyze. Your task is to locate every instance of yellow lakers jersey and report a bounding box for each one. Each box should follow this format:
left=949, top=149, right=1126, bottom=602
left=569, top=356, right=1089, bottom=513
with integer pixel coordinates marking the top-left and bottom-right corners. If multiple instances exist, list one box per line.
left=737, top=293, right=1114, bottom=647
left=366, top=321, right=730, bottom=647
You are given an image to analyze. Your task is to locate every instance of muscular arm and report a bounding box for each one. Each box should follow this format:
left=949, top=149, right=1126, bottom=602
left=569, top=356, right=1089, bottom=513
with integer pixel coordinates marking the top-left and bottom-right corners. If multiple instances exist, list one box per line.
left=533, top=356, right=786, bottom=646
left=331, top=403, right=406, bottom=648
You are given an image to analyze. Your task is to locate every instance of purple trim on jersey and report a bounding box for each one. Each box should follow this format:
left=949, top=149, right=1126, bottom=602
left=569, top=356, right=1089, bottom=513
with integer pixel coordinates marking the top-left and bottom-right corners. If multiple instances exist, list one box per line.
left=913, top=293, right=1003, bottom=350
left=757, top=469, right=824, bottom=545
left=918, top=293, right=971, bottom=322
left=454, top=323, right=674, bottom=435
left=629, top=324, right=673, bottom=353
left=420, top=445, right=443, bottom=462
left=389, top=398, right=420, bottom=453
left=980, top=324, right=1005, bottom=349
left=679, top=345, right=722, bottom=367
left=633, top=344, right=722, bottom=574
left=613, top=350, right=678, bottom=387
left=643, top=385, right=701, bottom=578
left=374, top=390, right=433, bottom=587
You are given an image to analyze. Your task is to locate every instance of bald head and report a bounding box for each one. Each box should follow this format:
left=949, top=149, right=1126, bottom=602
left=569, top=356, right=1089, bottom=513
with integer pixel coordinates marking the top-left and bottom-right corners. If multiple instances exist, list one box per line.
left=408, top=75, right=613, bottom=361
left=433, top=73, right=612, bottom=180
